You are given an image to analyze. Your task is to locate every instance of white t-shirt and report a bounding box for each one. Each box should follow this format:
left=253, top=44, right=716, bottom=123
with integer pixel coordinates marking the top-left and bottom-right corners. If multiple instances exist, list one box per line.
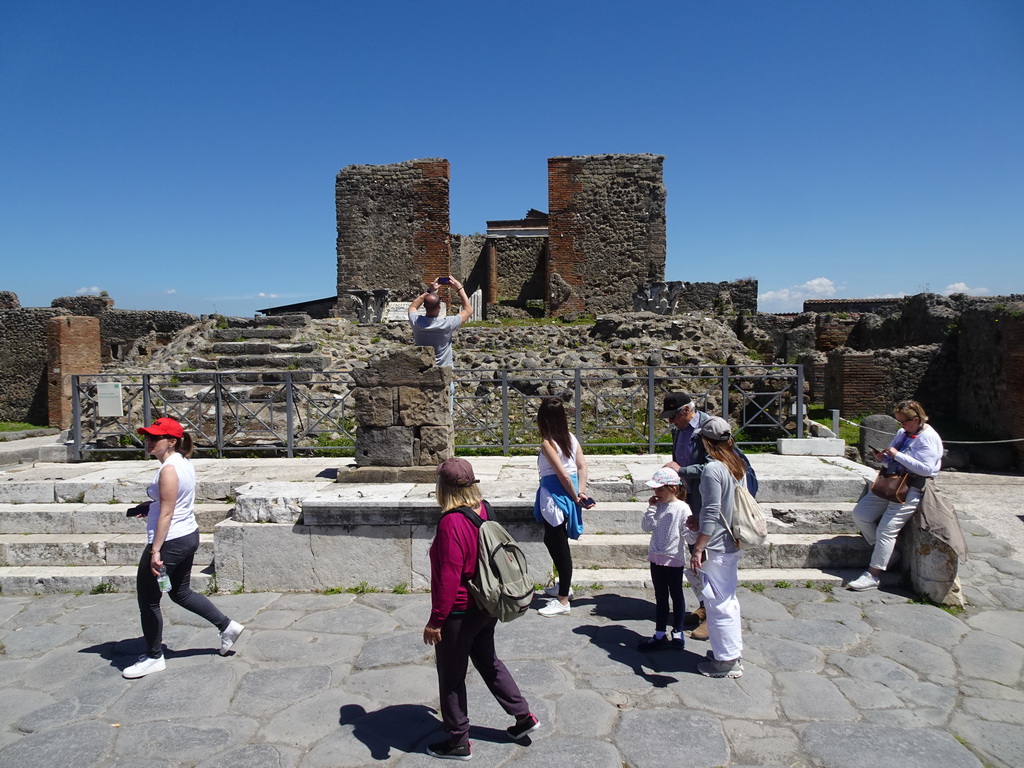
left=146, top=452, right=199, bottom=544
left=538, top=434, right=579, bottom=478
left=409, top=314, right=463, bottom=367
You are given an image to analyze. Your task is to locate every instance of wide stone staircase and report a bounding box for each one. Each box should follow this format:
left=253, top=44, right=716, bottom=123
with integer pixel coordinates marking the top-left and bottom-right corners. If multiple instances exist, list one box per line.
left=0, top=454, right=881, bottom=595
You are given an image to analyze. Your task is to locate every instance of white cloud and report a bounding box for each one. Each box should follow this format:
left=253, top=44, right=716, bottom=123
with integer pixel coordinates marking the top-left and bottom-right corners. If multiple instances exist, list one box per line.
left=257, top=292, right=279, bottom=299
left=758, top=277, right=838, bottom=313
left=164, top=288, right=177, bottom=295
left=942, top=282, right=989, bottom=296
left=74, top=286, right=102, bottom=295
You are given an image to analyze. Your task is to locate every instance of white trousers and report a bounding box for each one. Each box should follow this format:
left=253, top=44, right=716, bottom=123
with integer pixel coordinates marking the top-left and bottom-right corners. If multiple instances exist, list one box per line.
left=851, top=488, right=922, bottom=571
left=697, top=550, right=742, bottom=662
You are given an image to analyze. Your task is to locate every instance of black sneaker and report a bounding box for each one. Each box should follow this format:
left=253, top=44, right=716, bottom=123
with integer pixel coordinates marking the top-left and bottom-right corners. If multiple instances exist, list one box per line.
left=427, top=739, right=472, bottom=760
left=671, top=635, right=685, bottom=651
left=638, top=635, right=670, bottom=651
left=507, top=713, right=540, bottom=741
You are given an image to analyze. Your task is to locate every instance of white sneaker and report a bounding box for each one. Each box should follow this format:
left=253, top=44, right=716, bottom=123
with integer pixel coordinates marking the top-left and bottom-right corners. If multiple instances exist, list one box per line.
left=846, top=571, right=880, bottom=591
left=220, top=620, right=245, bottom=655
left=538, top=600, right=571, bottom=617
left=122, top=654, right=166, bottom=679
left=543, top=585, right=574, bottom=599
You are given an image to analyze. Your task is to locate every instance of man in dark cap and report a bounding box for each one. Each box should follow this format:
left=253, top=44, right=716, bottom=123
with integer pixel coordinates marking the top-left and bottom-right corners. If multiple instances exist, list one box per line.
left=660, top=392, right=713, bottom=513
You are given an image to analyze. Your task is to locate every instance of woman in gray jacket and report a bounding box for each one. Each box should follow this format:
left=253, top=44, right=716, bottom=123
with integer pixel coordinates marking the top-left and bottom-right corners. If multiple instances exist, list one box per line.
left=687, top=416, right=746, bottom=679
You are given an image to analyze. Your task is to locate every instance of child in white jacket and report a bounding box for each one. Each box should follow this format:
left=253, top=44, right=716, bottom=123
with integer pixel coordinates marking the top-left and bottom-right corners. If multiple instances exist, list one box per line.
left=639, top=467, right=690, bottom=651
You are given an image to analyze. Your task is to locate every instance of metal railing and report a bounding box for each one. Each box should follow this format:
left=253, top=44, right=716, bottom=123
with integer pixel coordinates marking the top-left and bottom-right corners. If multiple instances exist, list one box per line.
left=70, top=364, right=804, bottom=459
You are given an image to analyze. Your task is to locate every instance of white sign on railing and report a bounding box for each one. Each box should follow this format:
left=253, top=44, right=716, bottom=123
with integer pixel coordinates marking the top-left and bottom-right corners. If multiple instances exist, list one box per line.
left=96, top=382, right=124, bottom=417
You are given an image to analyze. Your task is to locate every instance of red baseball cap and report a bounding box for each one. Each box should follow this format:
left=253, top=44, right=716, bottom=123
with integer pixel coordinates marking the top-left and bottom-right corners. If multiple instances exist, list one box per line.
left=436, top=457, right=479, bottom=487
left=137, top=417, right=185, bottom=439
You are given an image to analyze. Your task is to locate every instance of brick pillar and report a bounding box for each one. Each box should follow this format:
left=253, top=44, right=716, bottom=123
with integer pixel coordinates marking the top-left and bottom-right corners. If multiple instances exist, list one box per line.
left=547, top=157, right=587, bottom=315
left=47, top=316, right=101, bottom=429
left=485, top=239, right=498, bottom=306
left=412, top=158, right=452, bottom=286
left=1004, top=317, right=1024, bottom=466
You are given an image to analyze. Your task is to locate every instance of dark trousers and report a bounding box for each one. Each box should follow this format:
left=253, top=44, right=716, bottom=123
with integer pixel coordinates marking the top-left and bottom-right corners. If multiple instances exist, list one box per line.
left=434, top=609, right=530, bottom=746
left=542, top=520, right=573, bottom=597
left=650, top=562, right=686, bottom=633
left=137, top=530, right=229, bottom=658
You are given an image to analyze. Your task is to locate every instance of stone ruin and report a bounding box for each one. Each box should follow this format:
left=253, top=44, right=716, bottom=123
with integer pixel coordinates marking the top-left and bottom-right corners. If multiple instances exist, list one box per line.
left=349, top=346, right=453, bottom=474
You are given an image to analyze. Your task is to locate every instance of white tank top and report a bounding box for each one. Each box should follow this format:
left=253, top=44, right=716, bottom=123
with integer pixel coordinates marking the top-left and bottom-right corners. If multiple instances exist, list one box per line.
left=538, top=434, right=579, bottom=478
left=146, top=452, right=199, bottom=544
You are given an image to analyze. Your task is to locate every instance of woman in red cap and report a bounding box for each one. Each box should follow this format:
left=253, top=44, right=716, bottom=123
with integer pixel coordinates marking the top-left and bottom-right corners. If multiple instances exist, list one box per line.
left=422, top=457, right=538, bottom=760
left=122, top=417, right=244, bottom=679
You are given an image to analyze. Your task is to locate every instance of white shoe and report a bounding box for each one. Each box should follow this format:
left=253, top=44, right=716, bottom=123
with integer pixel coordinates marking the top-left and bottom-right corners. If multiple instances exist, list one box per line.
left=846, top=571, right=880, bottom=591
left=538, top=600, right=571, bottom=617
left=122, top=654, right=166, bottom=679
left=543, top=585, right=574, bottom=599
left=220, top=620, right=245, bottom=655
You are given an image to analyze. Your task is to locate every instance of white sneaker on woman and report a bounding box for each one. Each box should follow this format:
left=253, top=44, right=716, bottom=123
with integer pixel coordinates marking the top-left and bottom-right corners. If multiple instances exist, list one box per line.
left=538, top=600, right=571, bottom=617
left=846, top=571, right=880, bottom=591
left=219, top=620, right=245, bottom=655
left=122, top=654, right=165, bottom=679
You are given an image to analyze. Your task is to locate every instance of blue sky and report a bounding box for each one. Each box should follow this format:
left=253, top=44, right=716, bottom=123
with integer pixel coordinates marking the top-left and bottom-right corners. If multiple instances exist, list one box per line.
left=2, top=1, right=1022, bottom=316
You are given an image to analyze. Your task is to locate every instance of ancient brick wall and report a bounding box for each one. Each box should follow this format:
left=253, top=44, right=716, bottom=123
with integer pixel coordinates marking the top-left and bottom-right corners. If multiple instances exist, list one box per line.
left=815, top=314, right=859, bottom=351
left=47, top=316, right=101, bottom=429
left=824, top=352, right=889, bottom=416
left=97, top=309, right=197, bottom=361
left=957, top=304, right=1024, bottom=463
left=0, top=306, right=63, bottom=424
left=548, top=154, right=666, bottom=316
left=336, top=158, right=451, bottom=307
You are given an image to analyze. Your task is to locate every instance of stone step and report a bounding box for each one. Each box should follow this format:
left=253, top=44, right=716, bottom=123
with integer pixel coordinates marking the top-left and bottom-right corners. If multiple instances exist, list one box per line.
left=207, top=328, right=298, bottom=341
left=569, top=532, right=872, bottom=570
left=0, top=533, right=215, bottom=567
left=0, top=503, right=232, bottom=534
left=221, top=313, right=309, bottom=329
left=187, top=354, right=329, bottom=371
left=0, top=563, right=213, bottom=596
left=575, top=502, right=859, bottom=535
left=208, top=342, right=317, bottom=355
left=560, top=567, right=893, bottom=591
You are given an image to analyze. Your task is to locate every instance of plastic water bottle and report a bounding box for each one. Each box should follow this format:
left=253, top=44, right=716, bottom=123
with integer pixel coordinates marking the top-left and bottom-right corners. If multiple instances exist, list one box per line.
left=157, top=566, right=171, bottom=593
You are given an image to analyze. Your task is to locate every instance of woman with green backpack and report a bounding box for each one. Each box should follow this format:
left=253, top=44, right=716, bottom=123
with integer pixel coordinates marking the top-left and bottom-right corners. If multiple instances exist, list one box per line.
left=422, top=458, right=539, bottom=760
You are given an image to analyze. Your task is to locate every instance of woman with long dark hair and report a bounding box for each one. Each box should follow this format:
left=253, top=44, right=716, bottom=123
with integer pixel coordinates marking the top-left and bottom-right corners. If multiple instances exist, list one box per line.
left=533, top=398, right=591, bottom=618
left=687, top=416, right=746, bottom=678
left=122, top=417, right=244, bottom=679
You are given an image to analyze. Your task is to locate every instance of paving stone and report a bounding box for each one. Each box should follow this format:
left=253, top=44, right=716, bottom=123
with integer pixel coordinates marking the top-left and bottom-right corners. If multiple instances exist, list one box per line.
left=0, top=689, right=55, bottom=730
left=778, top=671, right=858, bottom=720
left=792, top=600, right=864, bottom=623
left=861, top=707, right=956, bottom=728
left=196, top=743, right=300, bottom=768
left=722, top=719, right=806, bottom=767
left=112, top=717, right=260, bottom=762
left=554, top=689, right=618, bottom=737
left=736, top=591, right=792, bottom=621
left=828, top=652, right=919, bottom=691
left=742, top=635, right=825, bottom=672
left=749, top=618, right=862, bottom=649
left=48, top=593, right=136, bottom=626
left=950, top=714, right=1024, bottom=768
left=291, top=604, right=398, bottom=636
left=987, top=556, right=1024, bottom=578
left=241, top=629, right=362, bottom=665
left=833, top=677, right=903, bottom=708
left=104, top=663, right=240, bottom=722
left=862, top=603, right=970, bottom=648
left=499, top=659, right=576, bottom=698
left=966, top=535, right=1014, bottom=557
left=262, top=691, right=376, bottom=749
left=0, top=720, right=115, bottom=768
left=962, top=697, right=1024, bottom=725
left=245, top=609, right=301, bottom=629
left=868, top=630, right=957, bottom=680
left=954, top=630, right=1024, bottom=686
left=896, top=681, right=957, bottom=717
left=230, top=666, right=332, bottom=716
left=4, top=593, right=73, bottom=626
left=264, top=592, right=356, bottom=612
left=498, top=735, right=622, bottom=768
left=756, top=586, right=825, bottom=604
left=15, top=644, right=125, bottom=693
left=671, top=664, right=778, bottom=720
left=352, top=629, right=432, bottom=669
left=345, top=665, right=437, bottom=706
left=0, top=623, right=82, bottom=658
left=989, top=586, right=1024, bottom=610
left=0, top=598, right=28, bottom=626
left=301, top=703, right=449, bottom=766
left=803, top=722, right=983, bottom=768
left=615, top=708, right=728, bottom=768
left=959, top=678, right=1024, bottom=702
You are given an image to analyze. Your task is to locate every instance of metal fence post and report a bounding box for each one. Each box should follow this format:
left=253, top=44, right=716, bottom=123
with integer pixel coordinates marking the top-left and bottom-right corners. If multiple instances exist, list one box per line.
left=831, top=409, right=840, bottom=437
left=574, top=368, right=582, bottom=439
left=142, top=374, right=152, bottom=426
left=721, top=366, right=730, bottom=419
left=647, top=366, right=656, bottom=453
left=215, top=373, right=225, bottom=458
left=285, top=372, right=295, bottom=458
left=501, top=370, right=509, bottom=455
left=71, top=375, right=82, bottom=461
left=796, top=365, right=805, bottom=438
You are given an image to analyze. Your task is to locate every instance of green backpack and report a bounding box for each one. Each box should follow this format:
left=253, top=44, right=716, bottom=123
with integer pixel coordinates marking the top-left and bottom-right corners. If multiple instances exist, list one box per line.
left=442, top=503, right=534, bottom=622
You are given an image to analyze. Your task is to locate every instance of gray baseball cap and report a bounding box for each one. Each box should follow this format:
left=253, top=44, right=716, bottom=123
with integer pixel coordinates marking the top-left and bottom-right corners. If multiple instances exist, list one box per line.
left=696, top=416, right=732, bottom=441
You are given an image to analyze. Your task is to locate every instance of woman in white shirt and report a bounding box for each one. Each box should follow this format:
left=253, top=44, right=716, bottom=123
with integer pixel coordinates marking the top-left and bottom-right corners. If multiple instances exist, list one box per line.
left=121, top=417, right=244, bottom=679
left=533, top=398, right=591, bottom=617
left=848, top=400, right=943, bottom=591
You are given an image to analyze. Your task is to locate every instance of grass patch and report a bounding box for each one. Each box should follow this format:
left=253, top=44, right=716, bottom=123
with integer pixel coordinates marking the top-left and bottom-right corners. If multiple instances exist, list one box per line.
left=90, top=582, right=116, bottom=594
left=774, top=580, right=792, bottom=589
left=819, top=583, right=834, bottom=594
left=326, top=581, right=379, bottom=595
left=909, top=594, right=966, bottom=616
left=742, top=581, right=766, bottom=592
left=392, top=582, right=409, bottom=595
left=0, top=421, right=45, bottom=432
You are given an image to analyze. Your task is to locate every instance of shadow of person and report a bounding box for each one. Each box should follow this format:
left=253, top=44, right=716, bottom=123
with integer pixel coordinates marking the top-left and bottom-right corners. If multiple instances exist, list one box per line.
left=339, top=703, right=440, bottom=760
left=79, top=636, right=221, bottom=676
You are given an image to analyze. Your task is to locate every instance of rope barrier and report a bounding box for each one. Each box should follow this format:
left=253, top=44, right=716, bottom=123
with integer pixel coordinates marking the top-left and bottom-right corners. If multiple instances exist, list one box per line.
left=837, top=416, right=1024, bottom=444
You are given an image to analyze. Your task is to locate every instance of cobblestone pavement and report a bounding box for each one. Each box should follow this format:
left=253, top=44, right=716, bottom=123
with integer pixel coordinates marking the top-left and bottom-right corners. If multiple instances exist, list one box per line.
left=0, top=471, right=1021, bottom=768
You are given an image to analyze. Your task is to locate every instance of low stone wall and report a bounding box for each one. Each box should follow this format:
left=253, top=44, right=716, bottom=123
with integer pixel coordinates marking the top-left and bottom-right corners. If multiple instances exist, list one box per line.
left=0, top=307, right=64, bottom=423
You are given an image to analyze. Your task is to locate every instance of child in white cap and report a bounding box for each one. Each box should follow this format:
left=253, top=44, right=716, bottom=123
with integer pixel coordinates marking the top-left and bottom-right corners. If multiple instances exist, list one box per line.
left=638, top=467, right=690, bottom=651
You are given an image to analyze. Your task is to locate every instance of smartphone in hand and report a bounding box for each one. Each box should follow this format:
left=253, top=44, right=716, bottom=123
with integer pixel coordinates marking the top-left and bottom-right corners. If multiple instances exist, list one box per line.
left=126, top=503, right=149, bottom=518
left=437, top=277, right=452, bottom=284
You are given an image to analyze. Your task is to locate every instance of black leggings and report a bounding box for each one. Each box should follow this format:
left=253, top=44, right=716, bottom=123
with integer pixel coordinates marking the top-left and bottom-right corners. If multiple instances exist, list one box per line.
left=542, top=521, right=573, bottom=597
left=137, top=530, right=229, bottom=658
left=650, top=562, right=685, bottom=633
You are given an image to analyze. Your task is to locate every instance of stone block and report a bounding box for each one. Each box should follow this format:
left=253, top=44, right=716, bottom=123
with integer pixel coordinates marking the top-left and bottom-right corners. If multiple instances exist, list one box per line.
left=352, top=387, right=394, bottom=428
left=233, top=482, right=334, bottom=523
left=907, top=518, right=964, bottom=607
left=0, top=505, right=75, bottom=534
left=416, top=426, right=453, bottom=465
left=214, top=519, right=245, bottom=592
left=860, top=414, right=899, bottom=464
left=0, top=481, right=55, bottom=504
left=777, top=438, right=846, bottom=456
left=397, top=386, right=449, bottom=428
left=350, top=346, right=450, bottom=388
left=354, top=426, right=414, bottom=467
left=307, top=525, right=412, bottom=591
